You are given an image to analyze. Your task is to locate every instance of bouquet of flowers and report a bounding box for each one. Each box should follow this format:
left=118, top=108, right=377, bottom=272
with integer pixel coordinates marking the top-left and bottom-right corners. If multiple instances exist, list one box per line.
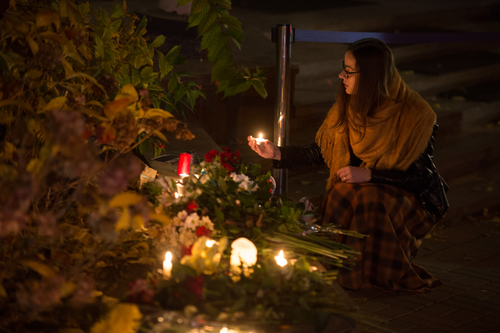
left=132, top=148, right=368, bottom=332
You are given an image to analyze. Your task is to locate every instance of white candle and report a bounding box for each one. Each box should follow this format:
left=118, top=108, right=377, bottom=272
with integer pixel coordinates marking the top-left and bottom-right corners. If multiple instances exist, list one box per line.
left=230, top=238, right=257, bottom=275
left=163, top=251, right=172, bottom=279
left=254, top=133, right=266, bottom=145
left=275, top=250, right=287, bottom=267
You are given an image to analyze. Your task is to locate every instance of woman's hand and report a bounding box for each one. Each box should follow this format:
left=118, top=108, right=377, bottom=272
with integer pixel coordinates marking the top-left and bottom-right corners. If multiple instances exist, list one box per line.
left=247, top=136, right=281, bottom=160
left=337, top=166, right=371, bottom=183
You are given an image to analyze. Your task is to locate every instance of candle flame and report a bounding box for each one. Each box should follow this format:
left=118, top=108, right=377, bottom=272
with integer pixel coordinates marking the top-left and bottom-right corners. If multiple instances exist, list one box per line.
left=258, top=133, right=263, bottom=139
left=275, top=250, right=287, bottom=267
left=165, top=251, right=172, bottom=262
left=206, top=239, right=216, bottom=248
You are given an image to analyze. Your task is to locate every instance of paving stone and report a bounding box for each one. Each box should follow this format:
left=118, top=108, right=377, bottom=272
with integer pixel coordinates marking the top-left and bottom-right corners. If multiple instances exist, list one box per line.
left=478, top=282, right=500, bottom=293
left=390, top=293, right=435, bottom=307
left=442, top=298, right=497, bottom=313
left=435, top=271, right=469, bottom=282
left=451, top=267, right=499, bottom=281
left=482, top=314, right=500, bottom=325
left=379, top=319, right=416, bottom=332
left=460, top=287, right=497, bottom=300
left=419, top=289, right=454, bottom=302
left=399, top=313, right=454, bottom=331
left=375, top=297, right=425, bottom=310
left=440, top=281, right=474, bottom=292
left=445, top=323, right=489, bottom=333
left=451, top=275, right=491, bottom=287
left=434, top=246, right=493, bottom=263
left=402, top=326, right=442, bottom=333
left=357, top=300, right=390, bottom=312
left=354, top=323, right=370, bottom=333
left=451, top=294, right=500, bottom=310
left=418, top=303, right=458, bottom=317
left=442, top=308, right=484, bottom=322
left=425, top=260, right=464, bottom=271
left=350, top=289, right=389, bottom=300
left=437, top=283, right=464, bottom=295
left=483, top=295, right=500, bottom=306
left=465, top=318, right=500, bottom=331
left=406, top=310, right=458, bottom=328
left=465, top=237, right=500, bottom=252
left=373, top=305, right=414, bottom=319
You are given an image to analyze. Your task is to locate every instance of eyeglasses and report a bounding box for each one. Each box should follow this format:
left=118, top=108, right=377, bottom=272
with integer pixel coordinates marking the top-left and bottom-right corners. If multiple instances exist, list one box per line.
left=342, top=61, right=360, bottom=78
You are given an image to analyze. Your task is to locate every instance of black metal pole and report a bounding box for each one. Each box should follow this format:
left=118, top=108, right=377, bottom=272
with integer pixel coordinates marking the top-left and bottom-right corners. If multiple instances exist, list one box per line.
left=272, top=24, right=293, bottom=196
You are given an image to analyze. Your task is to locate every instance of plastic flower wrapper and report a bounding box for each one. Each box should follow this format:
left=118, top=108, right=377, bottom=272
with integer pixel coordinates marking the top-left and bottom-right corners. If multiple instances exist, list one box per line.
left=180, top=236, right=228, bottom=275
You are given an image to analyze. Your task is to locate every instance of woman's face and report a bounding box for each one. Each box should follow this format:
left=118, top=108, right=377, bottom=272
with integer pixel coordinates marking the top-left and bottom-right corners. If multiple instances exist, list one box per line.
left=339, top=51, right=359, bottom=95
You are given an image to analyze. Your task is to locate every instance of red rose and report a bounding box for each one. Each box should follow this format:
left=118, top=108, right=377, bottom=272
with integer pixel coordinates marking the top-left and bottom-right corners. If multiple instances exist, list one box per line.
left=196, top=226, right=211, bottom=238
left=204, top=149, right=219, bottom=162
left=186, top=200, right=198, bottom=213
left=181, top=245, right=193, bottom=256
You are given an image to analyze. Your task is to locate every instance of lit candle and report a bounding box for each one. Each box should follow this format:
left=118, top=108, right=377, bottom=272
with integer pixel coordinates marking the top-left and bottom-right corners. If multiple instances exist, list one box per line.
left=253, top=133, right=266, bottom=145
left=230, top=238, right=257, bottom=274
left=275, top=250, right=287, bottom=267
left=163, top=251, right=172, bottom=279
left=175, top=182, right=184, bottom=197
left=206, top=239, right=216, bottom=248
left=177, top=152, right=191, bottom=177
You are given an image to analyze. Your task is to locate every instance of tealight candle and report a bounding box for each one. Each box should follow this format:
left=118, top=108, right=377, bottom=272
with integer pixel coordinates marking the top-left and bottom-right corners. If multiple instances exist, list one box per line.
left=253, top=133, right=266, bottom=145
left=230, top=238, right=257, bottom=271
left=163, top=251, right=172, bottom=279
left=275, top=250, right=287, bottom=267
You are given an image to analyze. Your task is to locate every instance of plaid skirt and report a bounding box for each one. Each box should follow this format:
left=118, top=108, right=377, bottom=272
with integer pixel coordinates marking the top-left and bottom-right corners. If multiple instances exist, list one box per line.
left=321, top=182, right=441, bottom=291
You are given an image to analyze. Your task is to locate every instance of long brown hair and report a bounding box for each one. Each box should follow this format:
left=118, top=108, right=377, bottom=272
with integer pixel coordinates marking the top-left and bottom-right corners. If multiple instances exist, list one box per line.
left=334, top=38, right=396, bottom=141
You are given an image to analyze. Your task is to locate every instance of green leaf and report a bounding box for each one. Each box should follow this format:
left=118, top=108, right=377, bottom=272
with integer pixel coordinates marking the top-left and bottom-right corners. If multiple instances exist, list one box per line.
left=185, top=89, right=196, bottom=108
left=250, top=79, right=268, bottom=99
left=139, top=140, right=148, bottom=155
left=212, top=0, right=231, bottom=10
left=187, top=3, right=210, bottom=28
left=174, top=85, right=186, bottom=103
left=157, top=52, right=173, bottom=79
left=191, top=0, right=209, bottom=14
left=218, top=14, right=242, bottom=32
left=168, top=74, right=178, bottom=92
left=165, top=45, right=182, bottom=64
left=140, top=66, right=154, bottom=79
left=110, top=3, right=123, bottom=18
left=133, top=16, right=148, bottom=37
left=226, top=28, right=244, bottom=47
left=151, top=96, right=160, bottom=108
left=227, top=225, right=241, bottom=234
left=178, top=0, right=192, bottom=6
left=211, top=57, right=234, bottom=82
left=150, top=35, right=166, bottom=48
left=201, top=26, right=220, bottom=51
left=214, top=206, right=224, bottom=224
left=95, top=36, right=105, bottom=58
left=207, top=34, right=230, bottom=62
left=131, top=67, right=140, bottom=86
left=0, top=53, right=9, bottom=74
left=197, top=9, right=218, bottom=36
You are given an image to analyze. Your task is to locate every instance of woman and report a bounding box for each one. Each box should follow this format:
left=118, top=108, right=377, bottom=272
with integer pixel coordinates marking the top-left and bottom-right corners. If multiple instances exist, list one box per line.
left=248, top=38, right=446, bottom=291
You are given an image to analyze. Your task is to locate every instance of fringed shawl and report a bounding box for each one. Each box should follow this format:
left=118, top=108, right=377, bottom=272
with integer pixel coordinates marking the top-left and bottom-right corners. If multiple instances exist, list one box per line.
left=316, top=72, right=436, bottom=190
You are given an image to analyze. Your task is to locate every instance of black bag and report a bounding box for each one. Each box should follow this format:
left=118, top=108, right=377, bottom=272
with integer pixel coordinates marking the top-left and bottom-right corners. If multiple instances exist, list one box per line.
left=419, top=163, right=449, bottom=223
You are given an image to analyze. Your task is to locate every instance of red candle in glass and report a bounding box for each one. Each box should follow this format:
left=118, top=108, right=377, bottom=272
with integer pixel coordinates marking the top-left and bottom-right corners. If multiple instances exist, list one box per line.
left=177, top=152, right=191, bottom=177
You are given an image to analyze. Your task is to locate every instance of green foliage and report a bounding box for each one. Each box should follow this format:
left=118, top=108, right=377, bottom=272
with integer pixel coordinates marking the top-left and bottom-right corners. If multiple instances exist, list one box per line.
left=183, top=0, right=268, bottom=98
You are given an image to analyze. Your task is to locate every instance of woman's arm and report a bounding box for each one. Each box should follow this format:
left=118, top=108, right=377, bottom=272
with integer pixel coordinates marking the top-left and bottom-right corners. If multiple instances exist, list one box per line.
left=272, top=142, right=325, bottom=169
